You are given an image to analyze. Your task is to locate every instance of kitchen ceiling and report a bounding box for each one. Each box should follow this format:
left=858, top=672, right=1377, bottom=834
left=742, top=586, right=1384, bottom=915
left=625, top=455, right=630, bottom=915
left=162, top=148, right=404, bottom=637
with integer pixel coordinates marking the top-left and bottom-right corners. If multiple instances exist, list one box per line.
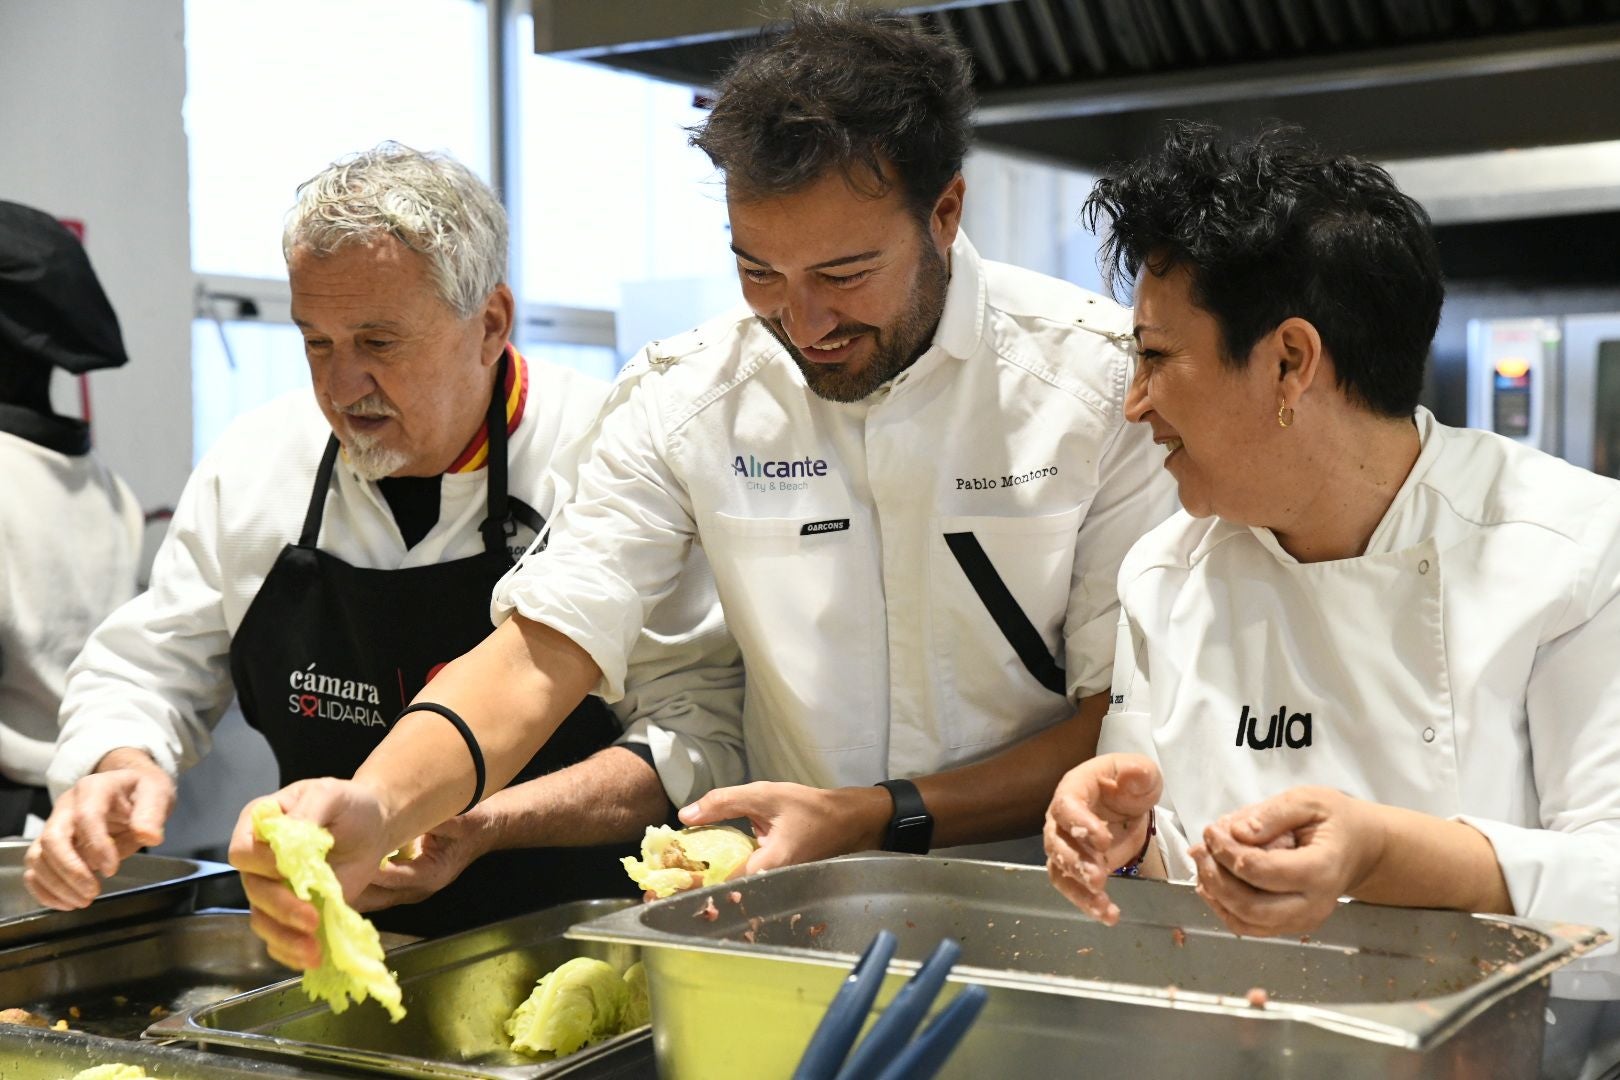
left=534, top=0, right=1620, bottom=169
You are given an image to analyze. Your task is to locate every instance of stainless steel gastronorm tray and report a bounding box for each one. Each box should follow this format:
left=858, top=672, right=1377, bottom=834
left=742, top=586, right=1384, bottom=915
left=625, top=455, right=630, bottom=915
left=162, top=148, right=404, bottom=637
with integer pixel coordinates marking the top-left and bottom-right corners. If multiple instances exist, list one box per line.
left=0, top=910, right=408, bottom=1041
left=568, top=854, right=1608, bottom=1080
left=0, top=840, right=234, bottom=949
left=0, top=1023, right=355, bottom=1080
left=145, top=899, right=654, bottom=1080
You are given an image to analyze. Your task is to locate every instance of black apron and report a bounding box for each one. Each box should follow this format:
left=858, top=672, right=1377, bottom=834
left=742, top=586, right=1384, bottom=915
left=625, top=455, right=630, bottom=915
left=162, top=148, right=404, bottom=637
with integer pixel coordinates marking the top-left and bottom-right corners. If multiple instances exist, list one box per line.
left=228, top=355, right=637, bottom=936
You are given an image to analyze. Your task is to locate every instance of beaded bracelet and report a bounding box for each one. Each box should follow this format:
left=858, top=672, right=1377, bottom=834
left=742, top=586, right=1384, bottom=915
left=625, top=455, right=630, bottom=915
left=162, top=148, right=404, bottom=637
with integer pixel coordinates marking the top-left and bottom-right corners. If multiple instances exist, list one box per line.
left=396, top=702, right=486, bottom=816
left=1111, top=811, right=1158, bottom=878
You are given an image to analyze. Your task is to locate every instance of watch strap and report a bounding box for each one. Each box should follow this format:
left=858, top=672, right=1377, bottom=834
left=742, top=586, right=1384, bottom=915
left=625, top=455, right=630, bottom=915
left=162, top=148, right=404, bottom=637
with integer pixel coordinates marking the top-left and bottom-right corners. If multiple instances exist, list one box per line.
left=875, top=777, right=934, bottom=854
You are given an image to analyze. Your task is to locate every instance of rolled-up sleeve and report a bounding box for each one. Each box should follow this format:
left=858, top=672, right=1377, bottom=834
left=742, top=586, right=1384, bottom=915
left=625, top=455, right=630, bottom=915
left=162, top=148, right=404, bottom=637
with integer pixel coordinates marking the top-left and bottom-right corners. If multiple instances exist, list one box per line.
left=493, top=371, right=697, bottom=702
left=492, top=360, right=743, bottom=804
left=48, top=467, right=236, bottom=797
left=1463, top=561, right=1620, bottom=997
left=1063, top=365, right=1178, bottom=701
left=610, top=544, right=745, bottom=807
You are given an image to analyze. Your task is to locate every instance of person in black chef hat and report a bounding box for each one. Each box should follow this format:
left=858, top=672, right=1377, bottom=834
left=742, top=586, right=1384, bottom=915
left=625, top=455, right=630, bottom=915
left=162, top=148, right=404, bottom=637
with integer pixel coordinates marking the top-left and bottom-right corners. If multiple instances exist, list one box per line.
left=0, top=200, right=144, bottom=836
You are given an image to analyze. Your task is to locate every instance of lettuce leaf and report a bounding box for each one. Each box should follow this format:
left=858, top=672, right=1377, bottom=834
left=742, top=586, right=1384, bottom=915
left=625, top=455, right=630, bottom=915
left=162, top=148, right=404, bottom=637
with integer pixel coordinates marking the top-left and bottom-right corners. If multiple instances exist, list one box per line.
left=505, top=957, right=628, bottom=1056
left=251, top=802, right=404, bottom=1022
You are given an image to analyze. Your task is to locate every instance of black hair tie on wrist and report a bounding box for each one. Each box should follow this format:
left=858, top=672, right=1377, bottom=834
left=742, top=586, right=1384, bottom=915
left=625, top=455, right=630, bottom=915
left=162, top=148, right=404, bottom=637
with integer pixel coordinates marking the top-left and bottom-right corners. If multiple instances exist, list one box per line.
left=395, top=702, right=485, bottom=816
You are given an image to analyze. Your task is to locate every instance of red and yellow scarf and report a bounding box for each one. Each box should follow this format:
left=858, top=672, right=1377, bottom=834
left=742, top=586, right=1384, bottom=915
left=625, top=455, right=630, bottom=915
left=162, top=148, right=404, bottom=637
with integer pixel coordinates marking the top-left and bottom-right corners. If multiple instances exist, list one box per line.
left=446, top=345, right=528, bottom=474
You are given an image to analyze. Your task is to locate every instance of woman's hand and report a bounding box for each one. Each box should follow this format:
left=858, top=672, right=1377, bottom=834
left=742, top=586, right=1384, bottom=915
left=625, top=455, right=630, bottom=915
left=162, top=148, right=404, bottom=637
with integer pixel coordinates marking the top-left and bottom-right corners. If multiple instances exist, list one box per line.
left=1043, top=753, right=1162, bottom=926
left=1190, top=786, right=1385, bottom=937
left=227, top=778, right=390, bottom=969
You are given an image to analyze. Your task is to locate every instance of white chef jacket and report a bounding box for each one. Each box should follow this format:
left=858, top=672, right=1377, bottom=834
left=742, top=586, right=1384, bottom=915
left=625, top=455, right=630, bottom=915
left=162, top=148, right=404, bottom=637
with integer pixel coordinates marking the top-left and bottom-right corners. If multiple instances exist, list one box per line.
left=48, top=355, right=744, bottom=806
left=495, top=233, right=1176, bottom=838
left=1101, top=407, right=1620, bottom=999
left=0, top=429, right=141, bottom=787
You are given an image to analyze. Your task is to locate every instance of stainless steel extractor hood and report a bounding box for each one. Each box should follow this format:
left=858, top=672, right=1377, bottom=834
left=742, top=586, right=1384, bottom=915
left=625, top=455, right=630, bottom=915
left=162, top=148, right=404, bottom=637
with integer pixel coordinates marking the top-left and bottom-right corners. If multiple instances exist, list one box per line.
left=533, top=0, right=1620, bottom=170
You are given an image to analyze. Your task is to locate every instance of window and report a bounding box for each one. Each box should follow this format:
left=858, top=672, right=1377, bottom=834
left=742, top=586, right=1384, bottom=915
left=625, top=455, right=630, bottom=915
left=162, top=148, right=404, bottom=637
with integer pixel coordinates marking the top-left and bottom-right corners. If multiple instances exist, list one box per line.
left=514, top=38, right=737, bottom=317
left=184, top=0, right=489, bottom=458
left=186, top=0, right=490, bottom=281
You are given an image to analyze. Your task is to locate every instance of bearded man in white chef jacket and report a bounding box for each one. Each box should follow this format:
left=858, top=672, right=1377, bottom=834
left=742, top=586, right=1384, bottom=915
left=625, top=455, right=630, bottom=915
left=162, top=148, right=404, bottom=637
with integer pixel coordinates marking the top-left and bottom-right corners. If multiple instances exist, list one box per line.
left=227, top=5, right=1177, bottom=968
left=24, top=144, right=743, bottom=937
left=1044, top=123, right=1620, bottom=1079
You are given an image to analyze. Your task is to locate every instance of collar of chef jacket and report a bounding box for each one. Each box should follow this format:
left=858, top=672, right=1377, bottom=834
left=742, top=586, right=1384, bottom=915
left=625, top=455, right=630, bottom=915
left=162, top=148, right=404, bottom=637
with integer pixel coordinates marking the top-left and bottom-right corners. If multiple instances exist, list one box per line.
left=1184, top=407, right=1443, bottom=567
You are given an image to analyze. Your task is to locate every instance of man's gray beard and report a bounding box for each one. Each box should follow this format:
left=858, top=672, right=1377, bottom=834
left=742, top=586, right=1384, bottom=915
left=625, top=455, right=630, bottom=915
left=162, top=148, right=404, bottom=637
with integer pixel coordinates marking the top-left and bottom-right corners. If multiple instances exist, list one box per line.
left=772, top=239, right=950, bottom=404
left=342, top=433, right=409, bottom=480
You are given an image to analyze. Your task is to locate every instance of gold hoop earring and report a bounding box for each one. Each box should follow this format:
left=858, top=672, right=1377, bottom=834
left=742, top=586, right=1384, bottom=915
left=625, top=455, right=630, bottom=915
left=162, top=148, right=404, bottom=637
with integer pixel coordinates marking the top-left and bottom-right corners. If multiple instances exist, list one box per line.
left=1277, top=402, right=1294, bottom=429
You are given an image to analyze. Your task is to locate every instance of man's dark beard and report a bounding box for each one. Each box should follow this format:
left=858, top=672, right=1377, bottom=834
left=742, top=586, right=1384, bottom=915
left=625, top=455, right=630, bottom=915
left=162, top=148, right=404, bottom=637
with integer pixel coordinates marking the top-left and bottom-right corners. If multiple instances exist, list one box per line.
left=763, top=240, right=950, bottom=403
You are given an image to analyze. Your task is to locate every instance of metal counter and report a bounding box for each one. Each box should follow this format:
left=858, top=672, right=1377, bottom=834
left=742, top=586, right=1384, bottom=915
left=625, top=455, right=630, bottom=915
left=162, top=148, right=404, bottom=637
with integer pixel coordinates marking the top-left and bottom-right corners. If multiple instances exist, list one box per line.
left=568, top=854, right=1606, bottom=1080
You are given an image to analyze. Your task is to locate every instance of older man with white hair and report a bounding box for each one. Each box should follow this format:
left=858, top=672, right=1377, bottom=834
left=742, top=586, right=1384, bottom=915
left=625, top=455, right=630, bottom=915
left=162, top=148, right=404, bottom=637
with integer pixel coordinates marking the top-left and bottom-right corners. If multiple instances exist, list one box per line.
left=24, top=143, right=743, bottom=936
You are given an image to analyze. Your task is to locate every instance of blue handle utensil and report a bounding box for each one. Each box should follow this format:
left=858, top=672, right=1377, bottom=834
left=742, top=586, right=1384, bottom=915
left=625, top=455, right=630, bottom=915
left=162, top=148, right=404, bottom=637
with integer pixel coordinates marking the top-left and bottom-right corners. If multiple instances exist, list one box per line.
left=791, top=929, right=899, bottom=1080
left=833, top=937, right=962, bottom=1080
left=871, top=984, right=989, bottom=1080
left=793, top=933, right=985, bottom=1080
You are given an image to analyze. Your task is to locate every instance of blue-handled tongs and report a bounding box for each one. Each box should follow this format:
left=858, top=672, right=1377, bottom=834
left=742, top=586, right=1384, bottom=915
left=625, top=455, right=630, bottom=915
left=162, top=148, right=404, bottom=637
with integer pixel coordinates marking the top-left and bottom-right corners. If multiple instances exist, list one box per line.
left=792, top=931, right=989, bottom=1080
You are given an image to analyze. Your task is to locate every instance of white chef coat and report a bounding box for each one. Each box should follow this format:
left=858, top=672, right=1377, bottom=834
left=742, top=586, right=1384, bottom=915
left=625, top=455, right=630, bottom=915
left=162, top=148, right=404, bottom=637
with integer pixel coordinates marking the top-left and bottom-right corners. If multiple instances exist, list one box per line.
left=1101, top=406, right=1620, bottom=1000
left=495, top=233, right=1176, bottom=844
left=47, top=354, right=744, bottom=806
left=0, top=429, right=141, bottom=787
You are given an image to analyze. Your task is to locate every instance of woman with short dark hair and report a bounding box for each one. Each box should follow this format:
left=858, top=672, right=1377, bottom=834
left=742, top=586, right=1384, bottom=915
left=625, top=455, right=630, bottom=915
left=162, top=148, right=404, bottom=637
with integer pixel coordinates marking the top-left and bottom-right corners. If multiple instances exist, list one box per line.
left=1044, top=123, right=1620, bottom=1078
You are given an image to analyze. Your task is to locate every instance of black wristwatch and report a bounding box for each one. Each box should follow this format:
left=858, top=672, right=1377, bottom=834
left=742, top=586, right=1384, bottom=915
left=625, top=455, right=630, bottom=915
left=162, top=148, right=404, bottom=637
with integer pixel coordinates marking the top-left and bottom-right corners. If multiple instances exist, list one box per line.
left=875, top=778, right=934, bottom=854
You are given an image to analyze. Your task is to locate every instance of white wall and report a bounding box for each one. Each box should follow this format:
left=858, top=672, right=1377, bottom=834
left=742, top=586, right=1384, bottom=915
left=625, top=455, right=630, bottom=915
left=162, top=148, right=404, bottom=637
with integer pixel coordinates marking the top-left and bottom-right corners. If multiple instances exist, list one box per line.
left=0, top=0, right=193, bottom=512
left=962, top=148, right=1105, bottom=297
left=1, top=1, right=280, bottom=858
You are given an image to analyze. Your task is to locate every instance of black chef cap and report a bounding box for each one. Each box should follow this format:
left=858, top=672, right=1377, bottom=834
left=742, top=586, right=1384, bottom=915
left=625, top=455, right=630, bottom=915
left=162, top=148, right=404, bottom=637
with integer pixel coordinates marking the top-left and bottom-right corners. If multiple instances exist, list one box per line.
left=0, top=200, right=129, bottom=375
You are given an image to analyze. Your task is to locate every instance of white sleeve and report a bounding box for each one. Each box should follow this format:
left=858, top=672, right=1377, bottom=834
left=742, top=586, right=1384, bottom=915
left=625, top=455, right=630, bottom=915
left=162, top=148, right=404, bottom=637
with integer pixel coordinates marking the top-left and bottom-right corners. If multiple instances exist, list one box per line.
left=492, top=362, right=744, bottom=807
left=1096, top=606, right=1197, bottom=883
left=47, top=464, right=237, bottom=797
left=492, top=363, right=700, bottom=701
left=1063, top=394, right=1178, bottom=701
left=609, top=543, right=746, bottom=808
left=1459, top=557, right=1620, bottom=997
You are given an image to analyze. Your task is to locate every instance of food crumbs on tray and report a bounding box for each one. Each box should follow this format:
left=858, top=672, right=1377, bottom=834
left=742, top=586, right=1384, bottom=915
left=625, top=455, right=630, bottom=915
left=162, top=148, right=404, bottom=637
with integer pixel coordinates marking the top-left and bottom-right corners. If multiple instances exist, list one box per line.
left=727, top=891, right=744, bottom=904
left=149, top=1005, right=170, bottom=1018
left=1171, top=927, right=1187, bottom=947
left=52, top=1019, right=68, bottom=1030
left=0, top=1008, right=51, bottom=1028
left=808, top=922, right=828, bottom=939
left=1076, top=947, right=1094, bottom=956
left=905, top=920, right=916, bottom=929
left=1246, top=987, right=1270, bottom=1008
left=694, top=897, right=719, bottom=922
left=790, top=913, right=802, bottom=930
left=68, top=1005, right=82, bottom=1018
left=113, top=995, right=128, bottom=1006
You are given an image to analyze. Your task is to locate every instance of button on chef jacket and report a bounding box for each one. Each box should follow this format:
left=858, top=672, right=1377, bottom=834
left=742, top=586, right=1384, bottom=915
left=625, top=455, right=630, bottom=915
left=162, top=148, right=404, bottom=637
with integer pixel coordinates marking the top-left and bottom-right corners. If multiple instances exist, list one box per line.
left=48, top=352, right=744, bottom=824
left=1101, top=407, right=1620, bottom=1001
left=494, top=233, right=1177, bottom=858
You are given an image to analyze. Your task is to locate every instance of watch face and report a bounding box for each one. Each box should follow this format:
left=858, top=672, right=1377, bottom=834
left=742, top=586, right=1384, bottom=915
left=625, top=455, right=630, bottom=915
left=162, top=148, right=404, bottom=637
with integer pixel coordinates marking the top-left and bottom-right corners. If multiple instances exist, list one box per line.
left=888, top=815, right=933, bottom=854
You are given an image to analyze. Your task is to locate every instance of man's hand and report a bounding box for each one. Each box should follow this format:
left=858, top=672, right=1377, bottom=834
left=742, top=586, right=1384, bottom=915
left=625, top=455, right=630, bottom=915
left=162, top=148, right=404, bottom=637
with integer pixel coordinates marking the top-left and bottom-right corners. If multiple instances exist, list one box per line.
left=24, top=749, right=175, bottom=910
left=1190, top=786, right=1384, bottom=938
left=1043, top=753, right=1161, bottom=927
left=227, top=778, right=389, bottom=970
left=678, top=781, right=889, bottom=877
left=354, top=813, right=495, bottom=912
